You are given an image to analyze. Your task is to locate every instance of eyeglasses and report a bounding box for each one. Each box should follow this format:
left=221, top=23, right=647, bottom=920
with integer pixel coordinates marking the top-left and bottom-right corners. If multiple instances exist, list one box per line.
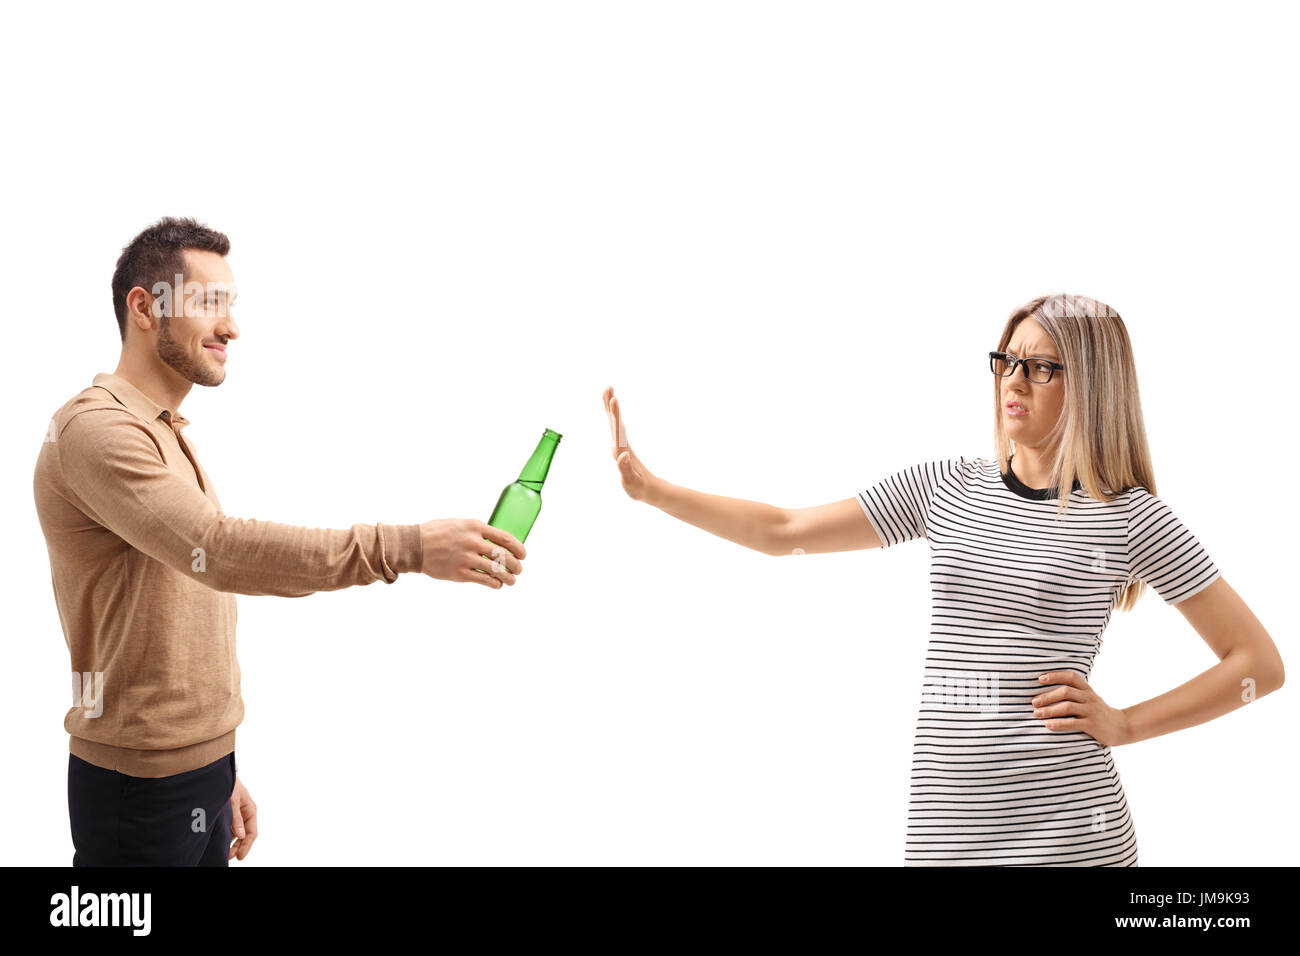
left=989, top=351, right=1064, bottom=384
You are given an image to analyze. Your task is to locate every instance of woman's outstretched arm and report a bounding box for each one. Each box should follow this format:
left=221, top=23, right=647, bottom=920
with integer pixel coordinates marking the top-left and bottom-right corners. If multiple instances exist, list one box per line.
left=602, top=386, right=882, bottom=556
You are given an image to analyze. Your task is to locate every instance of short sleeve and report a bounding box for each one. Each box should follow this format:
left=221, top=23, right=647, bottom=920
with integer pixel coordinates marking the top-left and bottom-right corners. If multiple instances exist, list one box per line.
left=856, top=457, right=965, bottom=548
left=1127, top=487, right=1221, bottom=605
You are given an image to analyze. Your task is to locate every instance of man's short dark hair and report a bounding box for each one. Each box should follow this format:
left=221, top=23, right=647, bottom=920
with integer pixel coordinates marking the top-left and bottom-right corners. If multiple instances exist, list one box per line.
left=111, top=216, right=231, bottom=341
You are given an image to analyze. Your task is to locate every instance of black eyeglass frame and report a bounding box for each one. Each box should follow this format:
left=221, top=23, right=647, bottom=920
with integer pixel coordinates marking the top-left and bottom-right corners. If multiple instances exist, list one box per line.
left=988, top=350, right=1065, bottom=384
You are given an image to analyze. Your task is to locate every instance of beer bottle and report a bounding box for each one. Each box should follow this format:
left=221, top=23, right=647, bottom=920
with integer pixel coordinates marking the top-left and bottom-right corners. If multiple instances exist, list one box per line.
left=477, top=428, right=562, bottom=575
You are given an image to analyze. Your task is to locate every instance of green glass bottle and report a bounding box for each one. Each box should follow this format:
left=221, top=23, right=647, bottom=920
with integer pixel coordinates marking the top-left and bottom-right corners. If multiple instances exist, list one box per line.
left=482, top=428, right=561, bottom=566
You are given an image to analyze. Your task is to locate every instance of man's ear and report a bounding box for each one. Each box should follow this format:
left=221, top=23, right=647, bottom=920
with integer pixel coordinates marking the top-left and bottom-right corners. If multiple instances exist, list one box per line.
left=124, top=286, right=159, bottom=335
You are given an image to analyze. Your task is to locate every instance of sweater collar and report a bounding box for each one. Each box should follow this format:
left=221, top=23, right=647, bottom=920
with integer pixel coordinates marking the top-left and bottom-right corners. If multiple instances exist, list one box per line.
left=91, top=373, right=189, bottom=427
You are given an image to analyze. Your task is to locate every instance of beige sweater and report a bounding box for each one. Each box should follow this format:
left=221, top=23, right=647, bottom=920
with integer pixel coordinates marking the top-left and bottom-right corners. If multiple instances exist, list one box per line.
left=33, top=373, right=423, bottom=777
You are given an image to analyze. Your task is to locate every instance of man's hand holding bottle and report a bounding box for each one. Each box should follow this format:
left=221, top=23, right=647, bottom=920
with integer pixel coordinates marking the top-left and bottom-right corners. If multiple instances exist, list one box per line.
left=419, top=519, right=525, bottom=589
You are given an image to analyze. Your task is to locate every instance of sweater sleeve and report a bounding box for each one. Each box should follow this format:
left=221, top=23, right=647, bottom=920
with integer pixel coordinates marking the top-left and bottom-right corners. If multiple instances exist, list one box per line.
left=1127, top=487, right=1221, bottom=605
left=57, top=407, right=424, bottom=596
left=856, top=457, right=966, bottom=548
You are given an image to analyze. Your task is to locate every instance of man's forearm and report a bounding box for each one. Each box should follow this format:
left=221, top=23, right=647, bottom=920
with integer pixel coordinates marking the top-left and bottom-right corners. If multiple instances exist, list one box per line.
left=645, top=477, right=785, bottom=555
left=193, top=518, right=424, bottom=595
left=1121, top=649, right=1283, bottom=745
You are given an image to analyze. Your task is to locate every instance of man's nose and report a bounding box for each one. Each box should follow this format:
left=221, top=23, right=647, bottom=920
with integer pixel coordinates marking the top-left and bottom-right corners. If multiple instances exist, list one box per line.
left=217, top=316, right=240, bottom=341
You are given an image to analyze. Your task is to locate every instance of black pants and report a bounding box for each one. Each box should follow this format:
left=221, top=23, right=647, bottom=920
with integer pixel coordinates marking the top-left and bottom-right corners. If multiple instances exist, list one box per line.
left=68, top=751, right=236, bottom=866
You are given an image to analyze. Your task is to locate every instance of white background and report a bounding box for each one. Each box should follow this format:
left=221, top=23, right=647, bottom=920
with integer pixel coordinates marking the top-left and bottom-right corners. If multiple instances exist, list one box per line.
left=2, top=1, right=1295, bottom=866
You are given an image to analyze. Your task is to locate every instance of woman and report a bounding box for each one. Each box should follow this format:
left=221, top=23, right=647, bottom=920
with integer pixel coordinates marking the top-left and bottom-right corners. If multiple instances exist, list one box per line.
left=602, top=293, right=1284, bottom=866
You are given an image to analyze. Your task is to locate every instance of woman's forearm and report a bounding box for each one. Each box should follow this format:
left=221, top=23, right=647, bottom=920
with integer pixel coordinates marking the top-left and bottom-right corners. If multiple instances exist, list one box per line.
left=1121, top=649, right=1283, bottom=745
left=645, top=476, right=785, bottom=555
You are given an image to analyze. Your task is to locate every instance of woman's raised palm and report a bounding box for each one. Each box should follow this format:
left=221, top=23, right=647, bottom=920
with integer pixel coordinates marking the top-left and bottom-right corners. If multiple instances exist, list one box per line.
left=603, top=385, right=657, bottom=501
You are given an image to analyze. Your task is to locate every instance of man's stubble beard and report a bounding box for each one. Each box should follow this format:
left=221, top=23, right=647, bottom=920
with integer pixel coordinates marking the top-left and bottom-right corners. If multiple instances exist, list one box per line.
left=157, top=315, right=224, bottom=387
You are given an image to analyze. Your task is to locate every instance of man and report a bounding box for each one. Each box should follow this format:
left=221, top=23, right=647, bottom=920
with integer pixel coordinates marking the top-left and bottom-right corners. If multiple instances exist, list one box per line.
left=33, top=216, right=527, bottom=866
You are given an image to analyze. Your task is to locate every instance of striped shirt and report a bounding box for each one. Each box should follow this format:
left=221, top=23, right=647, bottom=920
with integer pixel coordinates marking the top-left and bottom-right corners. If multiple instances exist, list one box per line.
left=856, top=455, right=1220, bottom=866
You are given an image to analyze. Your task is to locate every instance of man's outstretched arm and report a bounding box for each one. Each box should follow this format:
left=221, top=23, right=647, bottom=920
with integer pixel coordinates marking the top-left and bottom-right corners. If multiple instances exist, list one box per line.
left=56, top=406, right=518, bottom=596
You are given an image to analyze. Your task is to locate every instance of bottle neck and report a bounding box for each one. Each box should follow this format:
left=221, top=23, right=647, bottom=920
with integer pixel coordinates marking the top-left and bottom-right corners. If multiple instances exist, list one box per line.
left=517, top=429, right=562, bottom=490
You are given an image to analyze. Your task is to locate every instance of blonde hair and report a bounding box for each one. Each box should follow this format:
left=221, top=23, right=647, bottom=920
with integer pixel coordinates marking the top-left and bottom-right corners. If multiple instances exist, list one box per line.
left=993, top=293, right=1156, bottom=611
